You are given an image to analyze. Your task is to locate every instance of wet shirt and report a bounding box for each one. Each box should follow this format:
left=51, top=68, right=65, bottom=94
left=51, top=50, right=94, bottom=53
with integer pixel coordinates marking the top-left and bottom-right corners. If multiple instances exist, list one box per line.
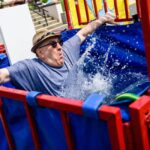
left=7, top=35, right=81, bottom=96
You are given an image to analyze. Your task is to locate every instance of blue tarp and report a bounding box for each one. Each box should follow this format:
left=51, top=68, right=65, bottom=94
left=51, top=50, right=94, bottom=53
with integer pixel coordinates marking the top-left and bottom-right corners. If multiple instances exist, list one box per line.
left=0, top=22, right=148, bottom=150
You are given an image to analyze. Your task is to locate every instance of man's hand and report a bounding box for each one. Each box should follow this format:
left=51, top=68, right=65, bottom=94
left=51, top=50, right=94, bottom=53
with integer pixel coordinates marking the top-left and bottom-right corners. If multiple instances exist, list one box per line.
left=77, top=12, right=116, bottom=42
left=97, top=12, right=116, bottom=25
left=0, top=68, right=11, bottom=84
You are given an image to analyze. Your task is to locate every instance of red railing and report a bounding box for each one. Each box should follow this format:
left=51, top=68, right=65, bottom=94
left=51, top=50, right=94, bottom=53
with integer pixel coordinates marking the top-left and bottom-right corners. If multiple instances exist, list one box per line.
left=0, top=87, right=83, bottom=150
left=0, top=99, right=14, bottom=150
left=63, top=0, right=141, bottom=29
left=0, top=44, right=5, bottom=53
left=139, top=0, right=150, bottom=79
left=130, top=95, right=150, bottom=150
left=0, top=85, right=150, bottom=149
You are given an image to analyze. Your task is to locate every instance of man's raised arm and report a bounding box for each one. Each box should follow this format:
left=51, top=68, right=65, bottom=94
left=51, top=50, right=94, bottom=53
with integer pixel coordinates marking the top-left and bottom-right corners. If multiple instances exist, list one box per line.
left=77, top=13, right=116, bottom=42
left=0, top=68, right=11, bottom=84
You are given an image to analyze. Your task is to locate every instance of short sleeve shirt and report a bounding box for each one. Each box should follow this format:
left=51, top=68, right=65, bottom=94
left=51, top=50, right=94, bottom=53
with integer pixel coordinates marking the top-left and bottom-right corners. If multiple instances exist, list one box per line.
left=7, top=35, right=81, bottom=96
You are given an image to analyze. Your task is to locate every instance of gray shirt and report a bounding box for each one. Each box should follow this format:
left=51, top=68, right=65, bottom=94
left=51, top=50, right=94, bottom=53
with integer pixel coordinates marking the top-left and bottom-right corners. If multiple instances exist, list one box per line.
left=7, top=35, right=81, bottom=96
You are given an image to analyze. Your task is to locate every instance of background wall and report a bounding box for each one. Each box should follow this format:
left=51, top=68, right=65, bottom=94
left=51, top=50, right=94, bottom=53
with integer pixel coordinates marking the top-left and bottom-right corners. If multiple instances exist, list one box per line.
left=0, top=4, right=35, bottom=65
left=0, top=34, right=3, bottom=43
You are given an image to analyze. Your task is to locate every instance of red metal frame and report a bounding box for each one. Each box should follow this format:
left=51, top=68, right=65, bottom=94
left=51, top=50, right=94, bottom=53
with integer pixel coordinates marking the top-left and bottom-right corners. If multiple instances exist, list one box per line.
left=0, top=86, right=129, bottom=150
left=0, top=86, right=84, bottom=150
left=93, top=0, right=98, bottom=18
left=24, top=102, right=41, bottom=150
left=0, top=87, right=83, bottom=115
left=114, top=0, right=119, bottom=20
left=124, top=0, right=129, bottom=19
left=0, top=44, right=5, bottom=53
left=103, top=0, right=108, bottom=13
left=64, top=0, right=136, bottom=28
left=129, top=95, right=150, bottom=150
left=63, top=0, right=73, bottom=29
left=123, top=122, right=134, bottom=150
left=139, top=0, right=150, bottom=79
left=0, top=99, right=14, bottom=150
left=75, top=0, right=89, bottom=25
left=1, top=89, right=150, bottom=149
left=136, top=0, right=141, bottom=18
left=60, top=112, right=74, bottom=150
left=83, top=0, right=90, bottom=23
left=99, top=106, right=126, bottom=150
left=75, top=0, right=82, bottom=25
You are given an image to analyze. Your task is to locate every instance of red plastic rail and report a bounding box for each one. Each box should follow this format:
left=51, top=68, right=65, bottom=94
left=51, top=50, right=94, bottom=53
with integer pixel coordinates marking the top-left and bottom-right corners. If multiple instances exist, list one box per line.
left=0, top=44, right=5, bottom=53
left=136, top=0, right=141, bottom=18
left=0, top=99, right=14, bottom=150
left=0, top=86, right=83, bottom=150
left=24, top=102, right=41, bottom=150
left=124, top=0, right=129, bottom=19
left=75, top=0, right=82, bottom=25
left=83, top=0, right=90, bottom=23
left=0, top=88, right=41, bottom=150
left=103, top=0, right=108, bottom=13
left=123, top=122, right=134, bottom=150
left=99, top=106, right=126, bottom=150
left=113, top=0, right=133, bottom=22
left=139, top=0, right=150, bottom=79
left=130, top=95, right=150, bottom=150
left=114, top=0, right=119, bottom=20
left=64, top=0, right=135, bottom=28
left=63, top=0, right=73, bottom=29
left=0, top=86, right=128, bottom=150
left=93, top=0, right=98, bottom=18
left=60, top=112, right=75, bottom=150
left=1, top=86, right=150, bottom=150
left=75, top=0, right=88, bottom=25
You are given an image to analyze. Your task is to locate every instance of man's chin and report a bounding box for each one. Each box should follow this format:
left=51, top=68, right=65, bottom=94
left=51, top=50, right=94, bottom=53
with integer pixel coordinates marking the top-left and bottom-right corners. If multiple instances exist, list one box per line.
left=57, top=61, right=64, bottom=67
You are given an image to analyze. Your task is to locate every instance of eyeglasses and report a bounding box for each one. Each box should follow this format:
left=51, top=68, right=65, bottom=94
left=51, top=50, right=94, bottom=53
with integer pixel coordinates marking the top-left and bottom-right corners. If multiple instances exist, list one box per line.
left=38, top=40, right=63, bottom=49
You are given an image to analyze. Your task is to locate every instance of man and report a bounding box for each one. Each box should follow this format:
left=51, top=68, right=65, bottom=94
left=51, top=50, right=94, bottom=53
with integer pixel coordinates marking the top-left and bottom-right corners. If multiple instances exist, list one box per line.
left=0, top=13, right=115, bottom=96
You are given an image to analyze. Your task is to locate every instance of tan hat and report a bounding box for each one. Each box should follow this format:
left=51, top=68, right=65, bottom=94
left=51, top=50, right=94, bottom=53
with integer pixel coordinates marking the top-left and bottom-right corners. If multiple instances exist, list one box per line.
left=31, top=29, right=61, bottom=53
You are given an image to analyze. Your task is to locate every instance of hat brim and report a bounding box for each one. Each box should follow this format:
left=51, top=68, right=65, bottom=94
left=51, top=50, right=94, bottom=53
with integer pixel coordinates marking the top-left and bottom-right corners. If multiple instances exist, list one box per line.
left=31, top=34, right=60, bottom=53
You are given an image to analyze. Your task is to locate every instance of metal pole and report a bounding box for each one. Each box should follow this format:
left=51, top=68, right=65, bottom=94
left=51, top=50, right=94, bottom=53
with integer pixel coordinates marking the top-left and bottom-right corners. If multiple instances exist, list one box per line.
left=140, top=0, right=150, bottom=79
left=63, top=0, right=73, bottom=29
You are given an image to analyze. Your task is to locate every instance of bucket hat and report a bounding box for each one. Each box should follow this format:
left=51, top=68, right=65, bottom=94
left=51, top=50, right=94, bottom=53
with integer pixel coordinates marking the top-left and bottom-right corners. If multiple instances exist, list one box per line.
left=31, top=29, right=60, bottom=53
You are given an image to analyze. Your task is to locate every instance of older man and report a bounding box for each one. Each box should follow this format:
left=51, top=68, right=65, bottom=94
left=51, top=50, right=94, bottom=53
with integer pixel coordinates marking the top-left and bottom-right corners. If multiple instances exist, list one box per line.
left=0, top=13, right=115, bottom=96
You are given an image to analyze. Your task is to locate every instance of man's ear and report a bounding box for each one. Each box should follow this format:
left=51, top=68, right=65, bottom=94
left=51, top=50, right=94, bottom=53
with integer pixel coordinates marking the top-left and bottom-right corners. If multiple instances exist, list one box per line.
left=36, top=48, right=44, bottom=58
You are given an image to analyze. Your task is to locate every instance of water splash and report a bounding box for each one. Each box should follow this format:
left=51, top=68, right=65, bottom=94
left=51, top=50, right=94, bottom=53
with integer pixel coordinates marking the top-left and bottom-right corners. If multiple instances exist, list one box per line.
left=61, top=36, right=113, bottom=101
left=61, top=35, right=147, bottom=104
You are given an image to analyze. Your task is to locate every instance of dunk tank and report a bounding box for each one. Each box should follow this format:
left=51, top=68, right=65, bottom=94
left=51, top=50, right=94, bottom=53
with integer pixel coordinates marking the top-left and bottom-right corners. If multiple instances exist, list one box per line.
left=0, top=0, right=150, bottom=149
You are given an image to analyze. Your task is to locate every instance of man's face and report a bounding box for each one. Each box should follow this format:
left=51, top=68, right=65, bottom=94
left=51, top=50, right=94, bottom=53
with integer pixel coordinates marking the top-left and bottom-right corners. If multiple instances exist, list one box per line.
left=36, top=37, right=64, bottom=67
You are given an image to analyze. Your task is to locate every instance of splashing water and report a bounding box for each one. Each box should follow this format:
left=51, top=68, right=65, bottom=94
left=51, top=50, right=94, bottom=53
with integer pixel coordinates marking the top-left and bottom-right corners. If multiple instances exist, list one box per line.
left=61, top=36, right=113, bottom=101
left=116, top=75, right=148, bottom=97
left=61, top=35, right=147, bottom=104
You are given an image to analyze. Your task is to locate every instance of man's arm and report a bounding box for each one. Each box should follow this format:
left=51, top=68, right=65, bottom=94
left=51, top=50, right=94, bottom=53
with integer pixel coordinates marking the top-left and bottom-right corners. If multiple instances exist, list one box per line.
left=77, top=13, right=116, bottom=42
left=0, top=68, right=11, bottom=84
